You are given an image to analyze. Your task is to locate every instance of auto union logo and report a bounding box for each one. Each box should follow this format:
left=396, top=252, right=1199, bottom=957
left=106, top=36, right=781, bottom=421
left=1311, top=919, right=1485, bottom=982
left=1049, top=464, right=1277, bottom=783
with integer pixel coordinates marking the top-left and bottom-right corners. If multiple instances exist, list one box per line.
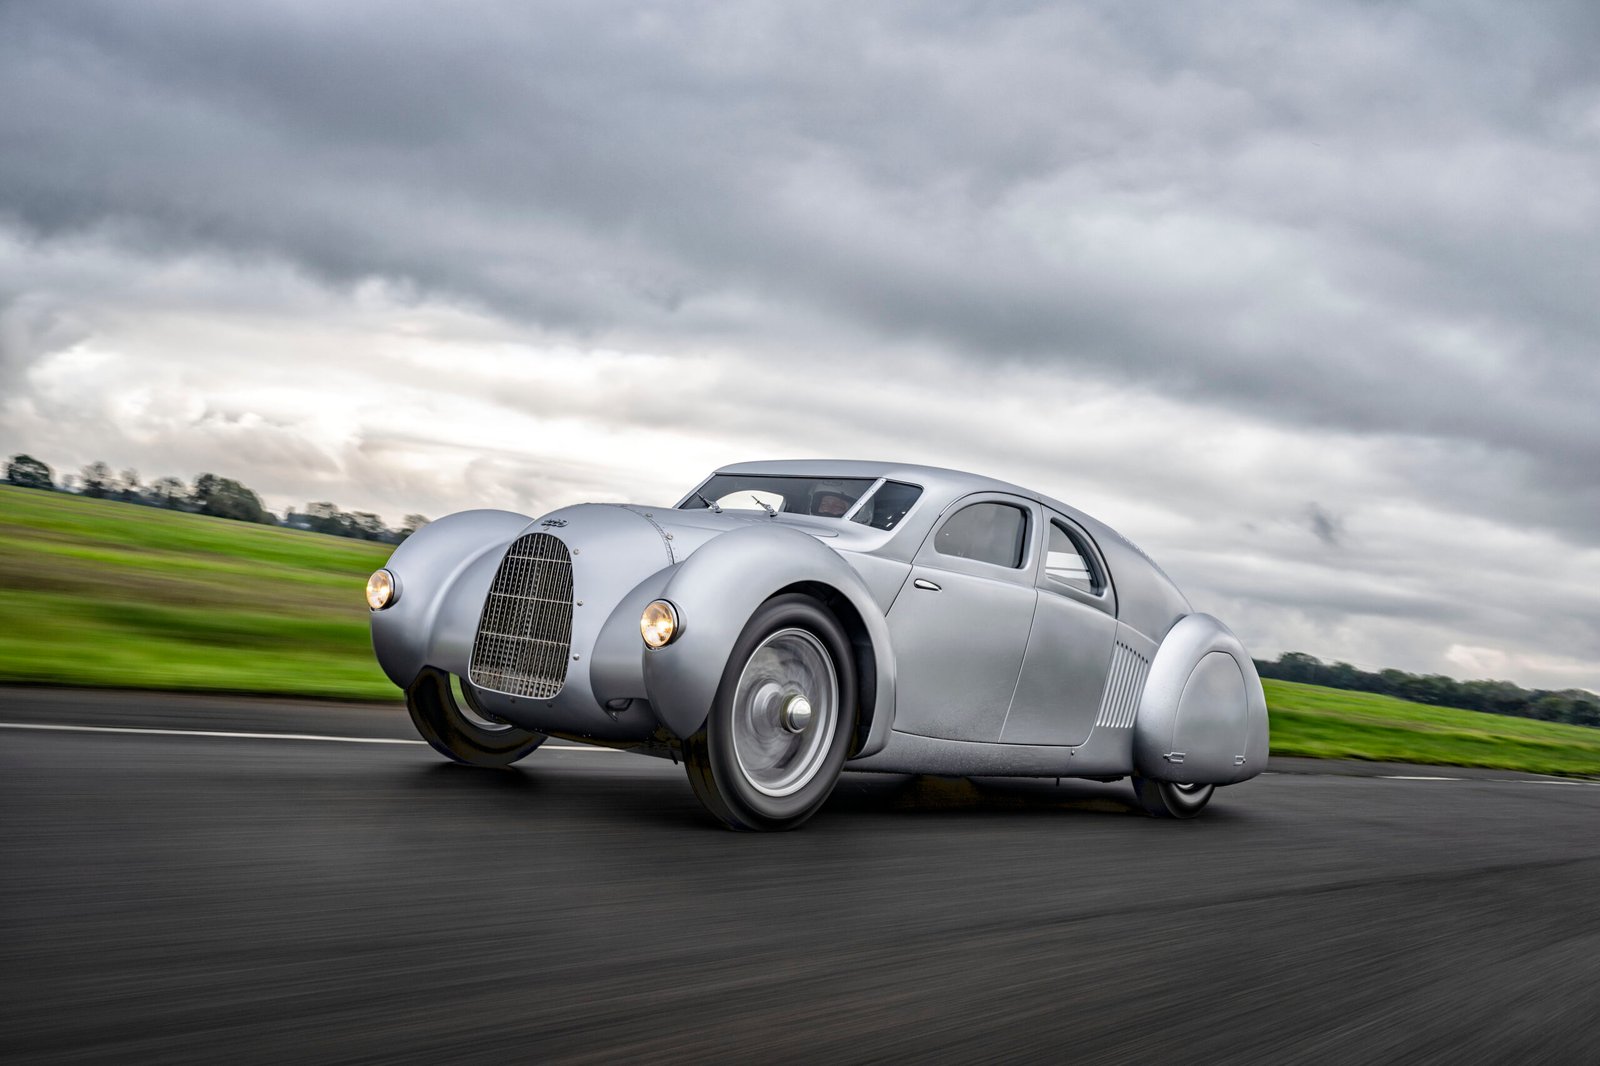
left=540, top=518, right=568, bottom=528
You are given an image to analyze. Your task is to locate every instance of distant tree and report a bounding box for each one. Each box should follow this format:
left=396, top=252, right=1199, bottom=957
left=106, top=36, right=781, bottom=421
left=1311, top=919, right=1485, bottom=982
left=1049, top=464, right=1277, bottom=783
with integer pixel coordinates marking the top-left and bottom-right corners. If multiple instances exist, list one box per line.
left=5, top=453, right=54, bottom=490
left=345, top=511, right=390, bottom=541
left=149, top=476, right=187, bottom=508
left=1275, top=652, right=1323, bottom=683
left=190, top=473, right=270, bottom=524
left=80, top=461, right=112, bottom=498
left=116, top=468, right=142, bottom=502
left=303, top=501, right=347, bottom=536
left=1527, top=694, right=1574, bottom=723
left=398, top=514, right=431, bottom=540
left=1326, top=661, right=1360, bottom=689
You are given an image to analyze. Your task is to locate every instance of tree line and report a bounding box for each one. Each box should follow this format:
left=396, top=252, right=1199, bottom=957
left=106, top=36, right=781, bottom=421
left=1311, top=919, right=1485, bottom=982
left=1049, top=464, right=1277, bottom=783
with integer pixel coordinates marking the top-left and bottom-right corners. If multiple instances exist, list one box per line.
left=1256, top=651, right=1599, bottom=728
left=5, top=452, right=429, bottom=544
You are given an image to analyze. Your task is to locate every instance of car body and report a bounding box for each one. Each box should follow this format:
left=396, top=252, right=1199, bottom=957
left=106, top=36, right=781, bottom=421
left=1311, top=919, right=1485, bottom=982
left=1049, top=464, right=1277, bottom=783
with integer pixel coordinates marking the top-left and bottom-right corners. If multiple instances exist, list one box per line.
left=369, top=460, right=1269, bottom=828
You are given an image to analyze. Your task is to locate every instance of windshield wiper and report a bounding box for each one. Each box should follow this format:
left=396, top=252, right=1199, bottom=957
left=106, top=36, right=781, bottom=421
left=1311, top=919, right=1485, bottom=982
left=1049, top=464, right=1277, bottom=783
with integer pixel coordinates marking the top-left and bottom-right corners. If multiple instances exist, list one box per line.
left=694, top=491, right=721, bottom=514
left=751, top=495, right=777, bottom=517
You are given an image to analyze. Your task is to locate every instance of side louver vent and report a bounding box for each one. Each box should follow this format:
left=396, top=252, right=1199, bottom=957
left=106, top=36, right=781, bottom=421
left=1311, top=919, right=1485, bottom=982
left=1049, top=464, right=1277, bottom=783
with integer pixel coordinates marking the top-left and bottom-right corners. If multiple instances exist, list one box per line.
left=1094, top=642, right=1150, bottom=729
left=468, top=532, right=574, bottom=700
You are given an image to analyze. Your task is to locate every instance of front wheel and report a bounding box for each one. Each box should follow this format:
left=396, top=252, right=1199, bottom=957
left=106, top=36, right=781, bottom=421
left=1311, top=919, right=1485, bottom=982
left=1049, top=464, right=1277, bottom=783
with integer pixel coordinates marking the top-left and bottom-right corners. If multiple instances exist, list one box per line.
left=405, top=667, right=546, bottom=767
left=683, top=594, right=858, bottom=831
left=1131, top=777, right=1215, bottom=819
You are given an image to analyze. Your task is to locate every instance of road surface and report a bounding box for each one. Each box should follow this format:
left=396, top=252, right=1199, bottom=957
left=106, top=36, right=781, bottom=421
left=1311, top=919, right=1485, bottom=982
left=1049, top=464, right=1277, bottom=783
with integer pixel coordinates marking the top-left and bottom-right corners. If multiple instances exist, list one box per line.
left=3, top=687, right=1598, bottom=1064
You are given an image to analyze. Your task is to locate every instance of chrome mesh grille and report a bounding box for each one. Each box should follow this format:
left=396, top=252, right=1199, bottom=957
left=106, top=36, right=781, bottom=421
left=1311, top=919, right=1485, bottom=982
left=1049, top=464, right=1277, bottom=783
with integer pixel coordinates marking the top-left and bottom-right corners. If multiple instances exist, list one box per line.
left=468, top=532, right=574, bottom=699
left=1094, top=641, right=1151, bottom=729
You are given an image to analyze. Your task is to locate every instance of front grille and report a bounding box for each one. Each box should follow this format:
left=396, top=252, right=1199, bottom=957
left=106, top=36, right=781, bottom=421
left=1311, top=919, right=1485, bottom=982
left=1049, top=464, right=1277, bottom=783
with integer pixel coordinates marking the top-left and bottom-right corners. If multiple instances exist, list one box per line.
left=468, top=532, right=574, bottom=699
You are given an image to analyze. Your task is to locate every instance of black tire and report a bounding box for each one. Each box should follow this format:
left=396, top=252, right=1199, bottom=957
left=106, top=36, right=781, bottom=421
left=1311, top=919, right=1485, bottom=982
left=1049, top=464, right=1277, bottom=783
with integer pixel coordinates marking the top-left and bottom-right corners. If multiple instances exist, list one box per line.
left=405, top=667, right=546, bottom=767
left=1131, top=776, right=1215, bottom=819
left=683, top=594, right=858, bottom=831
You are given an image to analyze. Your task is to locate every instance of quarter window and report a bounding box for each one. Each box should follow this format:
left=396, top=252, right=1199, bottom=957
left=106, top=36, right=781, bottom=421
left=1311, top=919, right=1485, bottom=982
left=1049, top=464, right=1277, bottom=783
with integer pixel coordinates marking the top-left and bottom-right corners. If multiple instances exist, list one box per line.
left=850, top=480, right=923, bottom=531
left=935, top=502, right=1029, bottom=569
left=1045, top=520, right=1104, bottom=594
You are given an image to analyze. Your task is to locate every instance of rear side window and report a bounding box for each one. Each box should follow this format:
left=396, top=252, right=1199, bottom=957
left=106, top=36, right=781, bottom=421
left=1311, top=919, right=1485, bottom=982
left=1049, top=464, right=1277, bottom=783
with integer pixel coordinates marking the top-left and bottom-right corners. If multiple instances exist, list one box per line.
left=935, top=502, right=1029, bottom=568
left=1045, top=520, right=1104, bottom=593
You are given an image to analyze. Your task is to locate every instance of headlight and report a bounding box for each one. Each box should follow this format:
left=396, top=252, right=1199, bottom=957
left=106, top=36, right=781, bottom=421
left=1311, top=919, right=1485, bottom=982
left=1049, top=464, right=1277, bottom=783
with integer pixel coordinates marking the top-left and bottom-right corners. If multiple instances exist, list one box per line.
left=366, top=568, right=399, bottom=610
left=640, top=599, right=679, bottom=648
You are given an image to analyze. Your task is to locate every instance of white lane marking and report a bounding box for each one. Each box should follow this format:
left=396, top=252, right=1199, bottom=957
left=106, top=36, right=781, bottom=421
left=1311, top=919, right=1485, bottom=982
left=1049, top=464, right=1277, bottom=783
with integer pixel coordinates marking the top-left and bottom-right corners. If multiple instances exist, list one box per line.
left=1381, top=775, right=1463, bottom=781
left=4, top=723, right=1593, bottom=781
left=0, top=721, right=616, bottom=752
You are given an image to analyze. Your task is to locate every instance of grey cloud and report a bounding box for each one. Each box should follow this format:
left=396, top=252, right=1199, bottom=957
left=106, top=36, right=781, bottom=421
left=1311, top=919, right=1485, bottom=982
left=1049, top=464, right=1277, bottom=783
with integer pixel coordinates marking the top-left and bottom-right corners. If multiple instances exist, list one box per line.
left=1306, top=503, right=1343, bottom=548
left=0, top=294, right=89, bottom=385
left=1, top=1, right=1597, bottom=689
left=3, top=2, right=1597, bottom=479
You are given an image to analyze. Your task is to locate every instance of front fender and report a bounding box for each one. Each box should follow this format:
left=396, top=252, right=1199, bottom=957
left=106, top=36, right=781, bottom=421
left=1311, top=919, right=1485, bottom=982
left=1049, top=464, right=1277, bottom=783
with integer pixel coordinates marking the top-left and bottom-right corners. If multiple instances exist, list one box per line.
left=640, top=524, right=897, bottom=755
left=1132, top=613, right=1269, bottom=785
left=369, top=509, right=533, bottom=688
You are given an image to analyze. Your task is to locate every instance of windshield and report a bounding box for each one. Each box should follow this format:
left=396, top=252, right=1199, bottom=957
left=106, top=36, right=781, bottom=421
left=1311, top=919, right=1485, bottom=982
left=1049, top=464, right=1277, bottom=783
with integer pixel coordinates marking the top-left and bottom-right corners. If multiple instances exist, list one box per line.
left=680, top=474, right=922, bottom=530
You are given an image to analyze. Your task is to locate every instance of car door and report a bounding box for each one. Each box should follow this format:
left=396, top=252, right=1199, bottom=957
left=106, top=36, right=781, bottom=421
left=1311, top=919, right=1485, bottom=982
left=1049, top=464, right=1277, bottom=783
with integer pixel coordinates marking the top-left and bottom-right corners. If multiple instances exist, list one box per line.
left=886, top=493, right=1040, bottom=743
left=999, top=512, right=1119, bottom=746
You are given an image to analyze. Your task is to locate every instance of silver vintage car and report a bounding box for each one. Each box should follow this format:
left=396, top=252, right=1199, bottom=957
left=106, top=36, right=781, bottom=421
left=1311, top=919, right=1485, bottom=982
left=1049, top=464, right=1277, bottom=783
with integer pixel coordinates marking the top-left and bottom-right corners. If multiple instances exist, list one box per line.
left=368, top=460, right=1268, bottom=830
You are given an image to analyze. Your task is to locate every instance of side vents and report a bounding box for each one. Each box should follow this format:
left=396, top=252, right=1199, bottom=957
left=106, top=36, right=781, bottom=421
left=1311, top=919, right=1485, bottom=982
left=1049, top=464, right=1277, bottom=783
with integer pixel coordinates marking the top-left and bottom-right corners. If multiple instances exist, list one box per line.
left=1095, top=642, right=1150, bottom=729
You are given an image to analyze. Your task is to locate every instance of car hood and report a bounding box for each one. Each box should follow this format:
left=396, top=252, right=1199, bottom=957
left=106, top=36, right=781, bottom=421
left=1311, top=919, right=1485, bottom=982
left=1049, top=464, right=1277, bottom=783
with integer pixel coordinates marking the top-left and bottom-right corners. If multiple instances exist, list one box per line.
left=587, top=503, right=894, bottom=560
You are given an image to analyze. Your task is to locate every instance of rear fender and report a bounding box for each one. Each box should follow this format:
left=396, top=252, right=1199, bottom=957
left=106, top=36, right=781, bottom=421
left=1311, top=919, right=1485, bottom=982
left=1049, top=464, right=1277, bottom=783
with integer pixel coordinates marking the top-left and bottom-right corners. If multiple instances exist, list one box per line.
left=1132, top=613, right=1269, bottom=785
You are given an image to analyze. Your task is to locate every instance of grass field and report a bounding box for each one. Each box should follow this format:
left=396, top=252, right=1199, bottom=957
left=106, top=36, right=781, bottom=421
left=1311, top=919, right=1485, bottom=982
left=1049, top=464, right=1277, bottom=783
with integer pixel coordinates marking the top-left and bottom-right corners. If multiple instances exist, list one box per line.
left=3, top=484, right=1598, bottom=774
left=0, top=484, right=395, bottom=699
left=1264, top=679, right=1600, bottom=777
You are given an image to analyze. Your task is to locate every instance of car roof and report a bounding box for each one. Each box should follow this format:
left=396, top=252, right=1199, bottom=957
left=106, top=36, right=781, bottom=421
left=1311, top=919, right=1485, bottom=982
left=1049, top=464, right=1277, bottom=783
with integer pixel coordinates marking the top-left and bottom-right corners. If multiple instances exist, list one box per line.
left=714, top=459, right=1029, bottom=502
left=715, top=457, right=1167, bottom=567
left=710, top=459, right=1191, bottom=633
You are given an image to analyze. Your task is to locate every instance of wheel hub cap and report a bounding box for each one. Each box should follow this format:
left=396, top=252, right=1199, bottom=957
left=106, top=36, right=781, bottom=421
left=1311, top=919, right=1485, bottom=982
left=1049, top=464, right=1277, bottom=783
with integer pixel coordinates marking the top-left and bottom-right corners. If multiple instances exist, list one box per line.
left=781, top=694, right=813, bottom=734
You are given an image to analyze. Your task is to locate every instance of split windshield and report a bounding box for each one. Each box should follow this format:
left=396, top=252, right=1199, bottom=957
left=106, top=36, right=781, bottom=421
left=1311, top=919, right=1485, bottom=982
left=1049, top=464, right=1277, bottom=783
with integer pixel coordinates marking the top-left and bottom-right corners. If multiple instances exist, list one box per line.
left=680, top=474, right=923, bottom=531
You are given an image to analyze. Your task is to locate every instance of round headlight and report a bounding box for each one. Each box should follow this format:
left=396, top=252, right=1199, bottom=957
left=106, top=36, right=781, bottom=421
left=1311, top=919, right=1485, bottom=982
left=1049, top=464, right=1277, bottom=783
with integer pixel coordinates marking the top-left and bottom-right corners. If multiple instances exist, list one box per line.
left=366, top=568, right=398, bottom=611
left=640, top=599, right=679, bottom=648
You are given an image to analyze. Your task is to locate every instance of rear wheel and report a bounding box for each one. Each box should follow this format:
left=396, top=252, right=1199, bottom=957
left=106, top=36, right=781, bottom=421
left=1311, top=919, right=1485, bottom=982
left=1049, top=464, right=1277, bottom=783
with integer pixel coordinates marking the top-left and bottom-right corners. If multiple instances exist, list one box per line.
left=683, top=594, right=858, bottom=831
left=405, top=667, right=546, bottom=767
left=1131, top=777, right=1214, bottom=819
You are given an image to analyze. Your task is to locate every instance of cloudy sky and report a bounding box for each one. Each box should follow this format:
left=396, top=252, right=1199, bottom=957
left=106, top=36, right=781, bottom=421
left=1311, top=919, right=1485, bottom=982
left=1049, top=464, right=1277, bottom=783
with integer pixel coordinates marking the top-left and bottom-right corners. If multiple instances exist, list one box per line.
left=1, top=1, right=1596, bottom=691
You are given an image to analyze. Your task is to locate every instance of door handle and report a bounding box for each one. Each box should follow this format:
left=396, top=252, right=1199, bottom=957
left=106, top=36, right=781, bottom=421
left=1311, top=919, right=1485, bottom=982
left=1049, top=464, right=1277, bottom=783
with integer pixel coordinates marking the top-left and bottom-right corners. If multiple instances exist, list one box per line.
left=913, top=578, right=941, bottom=592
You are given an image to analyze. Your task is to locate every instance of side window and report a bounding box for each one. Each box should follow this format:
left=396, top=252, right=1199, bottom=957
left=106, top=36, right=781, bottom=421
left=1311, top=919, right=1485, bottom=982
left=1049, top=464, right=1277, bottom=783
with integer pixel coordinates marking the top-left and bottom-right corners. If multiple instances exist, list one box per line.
left=1045, top=520, right=1104, bottom=594
left=935, top=502, right=1029, bottom=569
left=850, top=480, right=923, bottom=531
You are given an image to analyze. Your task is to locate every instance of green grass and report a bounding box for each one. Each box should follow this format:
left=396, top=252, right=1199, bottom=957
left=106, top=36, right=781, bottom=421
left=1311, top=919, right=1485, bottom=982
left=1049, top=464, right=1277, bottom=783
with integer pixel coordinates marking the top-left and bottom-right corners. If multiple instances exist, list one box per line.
left=0, top=484, right=397, bottom=700
left=1265, top=678, right=1600, bottom=777
left=3, top=484, right=1598, bottom=773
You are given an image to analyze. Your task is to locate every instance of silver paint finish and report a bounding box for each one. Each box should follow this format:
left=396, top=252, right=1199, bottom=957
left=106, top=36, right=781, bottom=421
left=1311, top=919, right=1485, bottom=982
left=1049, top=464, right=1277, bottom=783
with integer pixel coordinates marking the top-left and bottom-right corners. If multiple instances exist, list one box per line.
left=370, top=509, right=537, bottom=688
left=999, top=587, right=1118, bottom=746
left=640, top=521, right=897, bottom=751
left=885, top=491, right=1040, bottom=743
left=372, top=458, right=1264, bottom=793
left=1132, top=613, right=1269, bottom=785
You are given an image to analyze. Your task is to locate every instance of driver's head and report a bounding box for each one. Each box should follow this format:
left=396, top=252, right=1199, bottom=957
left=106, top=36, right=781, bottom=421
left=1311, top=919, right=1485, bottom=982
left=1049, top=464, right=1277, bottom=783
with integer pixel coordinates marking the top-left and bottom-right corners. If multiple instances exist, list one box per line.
left=811, top=484, right=856, bottom=518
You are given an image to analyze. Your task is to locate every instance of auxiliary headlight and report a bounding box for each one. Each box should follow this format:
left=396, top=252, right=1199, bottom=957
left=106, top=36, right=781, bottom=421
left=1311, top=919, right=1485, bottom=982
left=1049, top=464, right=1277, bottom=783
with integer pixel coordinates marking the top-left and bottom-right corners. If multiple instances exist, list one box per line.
left=366, top=568, right=399, bottom=611
left=640, top=599, right=679, bottom=648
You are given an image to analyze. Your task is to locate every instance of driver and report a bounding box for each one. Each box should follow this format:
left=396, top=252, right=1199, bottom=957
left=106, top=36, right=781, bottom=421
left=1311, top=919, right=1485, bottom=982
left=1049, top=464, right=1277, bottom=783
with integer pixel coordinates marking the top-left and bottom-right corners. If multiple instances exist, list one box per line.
left=810, top=483, right=858, bottom=519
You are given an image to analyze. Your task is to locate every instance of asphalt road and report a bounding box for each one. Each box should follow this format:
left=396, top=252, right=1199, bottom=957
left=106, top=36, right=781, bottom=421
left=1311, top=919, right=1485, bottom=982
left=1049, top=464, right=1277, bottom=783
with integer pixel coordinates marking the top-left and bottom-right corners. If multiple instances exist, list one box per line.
left=4, top=688, right=1599, bottom=1065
